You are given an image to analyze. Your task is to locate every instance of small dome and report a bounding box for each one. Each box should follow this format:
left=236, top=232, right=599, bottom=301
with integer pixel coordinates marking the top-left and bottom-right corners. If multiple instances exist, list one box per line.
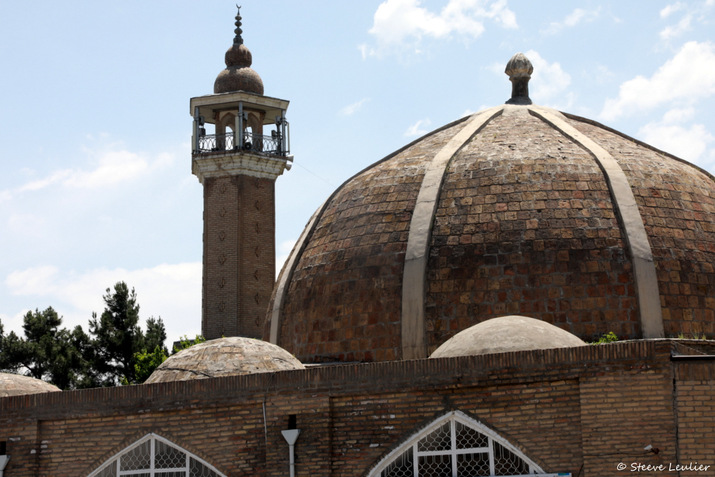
left=145, top=337, right=304, bottom=384
left=430, top=315, right=586, bottom=358
left=213, top=7, right=264, bottom=95
left=0, top=372, right=61, bottom=397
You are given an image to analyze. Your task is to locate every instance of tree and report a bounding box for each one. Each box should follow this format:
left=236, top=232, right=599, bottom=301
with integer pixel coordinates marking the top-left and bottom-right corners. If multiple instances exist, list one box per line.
left=145, top=316, right=168, bottom=355
left=88, top=282, right=146, bottom=386
left=1, top=282, right=172, bottom=388
left=0, top=308, right=90, bottom=389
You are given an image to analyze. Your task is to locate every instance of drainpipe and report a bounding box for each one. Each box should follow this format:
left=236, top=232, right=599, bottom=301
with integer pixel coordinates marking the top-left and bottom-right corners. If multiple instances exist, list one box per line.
left=281, top=429, right=301, bottom=477
left=0, top=455, right=9, bottom=477
left=0, top=441, right=8, bottom=477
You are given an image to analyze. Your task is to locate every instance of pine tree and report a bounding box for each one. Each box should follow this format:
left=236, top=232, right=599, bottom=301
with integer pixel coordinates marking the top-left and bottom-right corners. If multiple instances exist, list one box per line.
left=88, top=282, right=145, bottom=386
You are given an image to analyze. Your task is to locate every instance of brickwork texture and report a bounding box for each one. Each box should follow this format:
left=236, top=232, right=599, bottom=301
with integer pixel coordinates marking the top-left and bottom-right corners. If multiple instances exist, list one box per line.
left=1, top=340, right=711, bottom=477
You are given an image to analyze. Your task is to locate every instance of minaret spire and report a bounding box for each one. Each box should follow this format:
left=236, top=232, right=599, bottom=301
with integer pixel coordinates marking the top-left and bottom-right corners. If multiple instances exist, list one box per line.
left=233, top=5, right=244, bottom=45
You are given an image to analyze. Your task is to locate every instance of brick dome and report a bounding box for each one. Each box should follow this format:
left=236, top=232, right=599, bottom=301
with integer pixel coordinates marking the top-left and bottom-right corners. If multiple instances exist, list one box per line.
left=145, top=337, right=304, bottom=383
left=265, top=58, right=715, bottom=364
left=0, top=372, right=61, bottom=397
left=429, top=315, right=586, bottom=358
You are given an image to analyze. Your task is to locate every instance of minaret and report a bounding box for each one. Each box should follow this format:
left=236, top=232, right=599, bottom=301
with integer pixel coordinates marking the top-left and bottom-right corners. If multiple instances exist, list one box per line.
left=190, top=7, right=292, bottom=340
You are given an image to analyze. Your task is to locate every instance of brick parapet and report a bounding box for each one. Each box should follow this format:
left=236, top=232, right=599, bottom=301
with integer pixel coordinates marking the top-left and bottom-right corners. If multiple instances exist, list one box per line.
left=1, top=340, right=675, bottom=418
left=2, top=340, right=708, bottom=477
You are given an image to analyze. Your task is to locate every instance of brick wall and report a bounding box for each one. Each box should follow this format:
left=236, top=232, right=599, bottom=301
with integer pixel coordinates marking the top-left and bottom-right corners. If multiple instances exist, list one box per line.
left=675, top=357, right=715, bottom=476
left=0, top=340, right=710, bottom=477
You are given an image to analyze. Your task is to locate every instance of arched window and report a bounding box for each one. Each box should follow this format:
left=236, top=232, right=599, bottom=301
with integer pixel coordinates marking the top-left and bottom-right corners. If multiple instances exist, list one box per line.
left=368, top=411, right=545, bottom=477
left=88, top=433, right=225, bottom=477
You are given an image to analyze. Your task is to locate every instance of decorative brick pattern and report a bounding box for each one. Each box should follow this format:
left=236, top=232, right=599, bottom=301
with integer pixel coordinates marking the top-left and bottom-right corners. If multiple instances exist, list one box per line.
left=275, top=121, right=466, bottom=363
left=203, top=174, right=275, bottom=339
left=427, top=112, right=636, bottom=350
left=568, top=117, right=715, bottom=339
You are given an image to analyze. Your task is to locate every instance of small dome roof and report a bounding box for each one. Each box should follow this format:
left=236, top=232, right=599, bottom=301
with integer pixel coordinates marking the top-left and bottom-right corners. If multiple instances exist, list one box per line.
left=430, top=315, right=586, bottom=358
left=145, top=337, right=304, bottom=384
left=213, top=8, right=264, bottom=95
left=0, top=372, right=61, bottom=397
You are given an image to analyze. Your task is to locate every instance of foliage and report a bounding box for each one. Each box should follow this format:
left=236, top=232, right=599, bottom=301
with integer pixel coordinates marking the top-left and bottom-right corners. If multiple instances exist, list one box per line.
left=129, top=345, right=169, bottom=384
left=172, top=334, right=206, bottom=354
left=0, top=308, right=91, bottom=389
left=0, top=281, right=170, bottom=389
left=591, top=331, right=619, bottom=345
left=88, top=282, right=145, bottom=385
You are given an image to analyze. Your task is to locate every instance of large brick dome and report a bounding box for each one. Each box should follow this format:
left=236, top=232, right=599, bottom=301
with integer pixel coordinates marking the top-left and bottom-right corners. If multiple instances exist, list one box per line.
left=265, top=57, right=715, bottom=364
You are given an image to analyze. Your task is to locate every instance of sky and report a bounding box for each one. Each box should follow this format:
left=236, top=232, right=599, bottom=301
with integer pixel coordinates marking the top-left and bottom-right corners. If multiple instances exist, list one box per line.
left=1, top=0, right=714, bottom=347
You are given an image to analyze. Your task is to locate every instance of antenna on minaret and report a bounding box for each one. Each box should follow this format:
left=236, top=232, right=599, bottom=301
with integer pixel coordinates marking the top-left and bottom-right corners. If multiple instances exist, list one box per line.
left=234, top=5, right=244, bottom=45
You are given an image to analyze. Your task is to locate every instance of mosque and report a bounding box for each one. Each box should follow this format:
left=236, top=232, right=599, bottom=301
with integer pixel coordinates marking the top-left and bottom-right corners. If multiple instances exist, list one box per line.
left=1, top=8, right=714, bottom=477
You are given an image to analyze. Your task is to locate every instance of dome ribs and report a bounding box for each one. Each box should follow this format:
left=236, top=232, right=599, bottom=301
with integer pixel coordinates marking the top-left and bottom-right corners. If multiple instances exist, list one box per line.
left=566, top=118, right=715, bottom=339
left=269, top=98, right=715, bottom=365
left=402, top=107, right=504, bottom=359
left=529, top=106, right=664, bottom=339
left=271, top=124, right=463, bottom=363
left=427, top=108, right=638, bottom=351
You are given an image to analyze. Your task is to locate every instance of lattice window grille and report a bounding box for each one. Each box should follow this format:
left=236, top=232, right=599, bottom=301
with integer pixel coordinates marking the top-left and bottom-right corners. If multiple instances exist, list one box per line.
left=371, top=410, right=548, bottom=477
left=88, top=433, right=225, bottom=477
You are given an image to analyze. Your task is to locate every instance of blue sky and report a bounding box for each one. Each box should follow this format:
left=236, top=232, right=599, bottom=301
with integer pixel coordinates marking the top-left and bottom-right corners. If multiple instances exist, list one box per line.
left=1, top=0, right=714, bottom=346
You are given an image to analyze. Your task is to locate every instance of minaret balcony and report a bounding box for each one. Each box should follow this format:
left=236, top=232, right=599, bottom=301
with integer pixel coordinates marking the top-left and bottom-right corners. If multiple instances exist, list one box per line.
left=195, top=130, right=287, bottom=157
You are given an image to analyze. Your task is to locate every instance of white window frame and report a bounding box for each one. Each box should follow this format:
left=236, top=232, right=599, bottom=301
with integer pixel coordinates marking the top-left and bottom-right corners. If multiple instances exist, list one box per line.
left=368, top=410, right=568, bottom=477
left=87, top=433, right=226, bottom=477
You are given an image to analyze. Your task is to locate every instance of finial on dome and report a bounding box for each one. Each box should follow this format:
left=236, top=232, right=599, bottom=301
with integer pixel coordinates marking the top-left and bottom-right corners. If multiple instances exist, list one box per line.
left=214, top=6, right=264, bottom=95
left=505, top=52, right=533, bottom=105
left=233, top=5, right=244, bottom=45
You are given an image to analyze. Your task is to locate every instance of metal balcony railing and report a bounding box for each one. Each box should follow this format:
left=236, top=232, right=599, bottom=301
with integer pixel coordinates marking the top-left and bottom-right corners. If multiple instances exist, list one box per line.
left=197, top=132, right=235, bottom=152
left=195, top=131, right=287, bottom=156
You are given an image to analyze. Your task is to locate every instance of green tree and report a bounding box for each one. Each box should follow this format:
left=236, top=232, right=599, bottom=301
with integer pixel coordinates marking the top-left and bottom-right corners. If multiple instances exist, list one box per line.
left=172, top=334, right=206, bottom=354
left=145, top=316, right=168, bottom=355
left=132, top=345, right=168, bottom=383
left=129, top=316, right=169, bottom=384
left=89, top=282, right=146, bottom=386
left=1, top=283, right=171, bottom=388
left=0, top=308, right=89, bottom=389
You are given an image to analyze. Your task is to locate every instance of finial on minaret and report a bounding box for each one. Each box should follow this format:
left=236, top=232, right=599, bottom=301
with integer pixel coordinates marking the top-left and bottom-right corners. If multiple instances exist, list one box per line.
left=234, top=5, right=244, bottom=45
left=505, top=53, right=533, bottom=105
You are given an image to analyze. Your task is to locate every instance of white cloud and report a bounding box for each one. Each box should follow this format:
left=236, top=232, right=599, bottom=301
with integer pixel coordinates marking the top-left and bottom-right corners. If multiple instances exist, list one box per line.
left=542, top=7, right=601, bottom=35
left=363, top=0, right=517, bottom=58
left=14, top=145, right=173, bottom=195
left=659, top=1, right=714, bottom=41
left=5, top=262, right=201, bottom=345
left=404, top=118, right=432, bottom=137
left=524, top=50, right=572, bottom=108
left=340, top=98, right=371, bottom=116
left=660, top=2, right=685, bottom=18
left=638, top=109, right=714, bottom=165
left=600, top=41, right=715, bottom=120
left=660, top=13, right=692, bottom=40
left=5, top=265, right=60, bottom=296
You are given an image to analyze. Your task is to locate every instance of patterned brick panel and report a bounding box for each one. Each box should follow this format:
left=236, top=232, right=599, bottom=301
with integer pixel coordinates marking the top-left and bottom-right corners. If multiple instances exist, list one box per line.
left=568, top=118, right=715, bottom=339
left=426, top=112, right=637, bottom=351
left=276, top=121, right=466, bottom=363
left=203, top=175, right=275, bottom=339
